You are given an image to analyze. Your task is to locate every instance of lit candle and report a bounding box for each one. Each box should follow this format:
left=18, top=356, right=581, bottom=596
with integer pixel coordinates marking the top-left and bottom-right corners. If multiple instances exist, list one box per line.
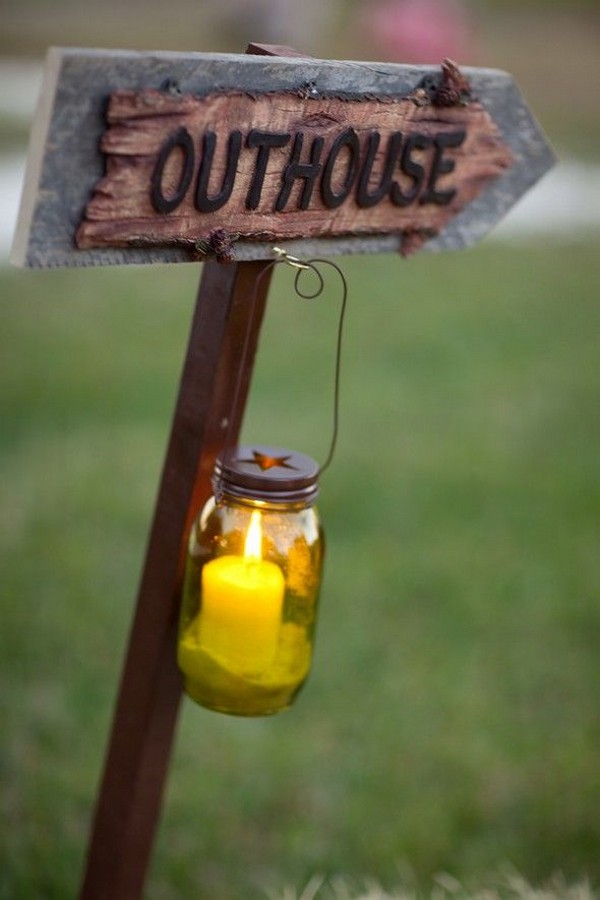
left=198, top=510, right=285, bottom=674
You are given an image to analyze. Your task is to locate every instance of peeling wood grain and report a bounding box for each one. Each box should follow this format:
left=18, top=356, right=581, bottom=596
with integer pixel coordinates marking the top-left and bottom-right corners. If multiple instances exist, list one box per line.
left=75, top=87, right=513, bottom=256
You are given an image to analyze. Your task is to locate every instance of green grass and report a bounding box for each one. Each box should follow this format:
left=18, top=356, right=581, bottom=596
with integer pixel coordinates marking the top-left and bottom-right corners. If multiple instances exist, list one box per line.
left=1, top=239, right=600, bottom=898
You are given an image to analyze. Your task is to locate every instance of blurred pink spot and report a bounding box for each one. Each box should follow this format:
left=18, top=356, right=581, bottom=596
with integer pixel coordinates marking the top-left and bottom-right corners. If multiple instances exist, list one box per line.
left=365, top=0, right=473, bottom=64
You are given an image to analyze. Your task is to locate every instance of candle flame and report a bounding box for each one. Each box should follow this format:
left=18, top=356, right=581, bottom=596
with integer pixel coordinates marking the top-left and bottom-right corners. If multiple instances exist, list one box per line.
left=244, top=510, right=263, bottom=561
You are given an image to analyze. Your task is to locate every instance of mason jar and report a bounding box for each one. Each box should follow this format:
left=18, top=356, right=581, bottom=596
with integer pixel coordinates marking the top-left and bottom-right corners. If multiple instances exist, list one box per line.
left=178, top=445, right=325, bottom=716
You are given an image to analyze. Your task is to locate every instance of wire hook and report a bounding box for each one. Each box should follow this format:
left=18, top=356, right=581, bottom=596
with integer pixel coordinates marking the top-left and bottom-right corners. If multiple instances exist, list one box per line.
left=272, top=246, right=311, bottom=270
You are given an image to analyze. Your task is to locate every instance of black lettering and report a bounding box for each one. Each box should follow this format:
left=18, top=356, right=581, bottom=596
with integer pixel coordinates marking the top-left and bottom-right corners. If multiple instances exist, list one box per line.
left=151, top=127, right=195, bottom=214
left=356, top=131, right=403, bottom=209
left=246, top=130, right=291, bottom=210
left=195, top=130, right=242, bottom=213
left=321, top=128, right=360, bottom=209
left=390, top=134, right=432, bottom=207
left=276, top=133, right=324, bottom=211
left=420, top=130, right=466, bottom=205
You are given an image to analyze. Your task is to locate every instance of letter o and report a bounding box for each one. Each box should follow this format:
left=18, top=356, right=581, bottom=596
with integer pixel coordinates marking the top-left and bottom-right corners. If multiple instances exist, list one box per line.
left=151, top=127, right=195, bottom=214
left=321, top=129, right=360, bottom=209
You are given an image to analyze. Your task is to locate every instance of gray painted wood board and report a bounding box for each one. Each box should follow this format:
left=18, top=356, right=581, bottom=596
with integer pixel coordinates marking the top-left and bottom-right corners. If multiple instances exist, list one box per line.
left=11, top=47, right=556, bottom=269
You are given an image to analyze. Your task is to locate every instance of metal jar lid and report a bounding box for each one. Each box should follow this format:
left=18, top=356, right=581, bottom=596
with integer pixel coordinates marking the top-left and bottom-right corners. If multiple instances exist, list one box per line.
left=213, top=445, right=320, bottom=505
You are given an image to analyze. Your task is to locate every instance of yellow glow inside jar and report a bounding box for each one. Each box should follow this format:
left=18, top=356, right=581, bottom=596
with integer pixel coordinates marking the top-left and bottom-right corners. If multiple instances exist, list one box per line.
left=177, top=445, right=324, bottom=717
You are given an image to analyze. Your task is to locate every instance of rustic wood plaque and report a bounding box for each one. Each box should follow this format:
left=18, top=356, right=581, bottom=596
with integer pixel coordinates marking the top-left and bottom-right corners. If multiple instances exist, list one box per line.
left=12, top=48, right=555, bottom=268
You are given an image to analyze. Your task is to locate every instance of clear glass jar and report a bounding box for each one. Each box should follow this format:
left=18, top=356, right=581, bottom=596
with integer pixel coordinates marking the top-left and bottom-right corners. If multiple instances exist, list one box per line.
left=177, top=446, right=325, bottom=716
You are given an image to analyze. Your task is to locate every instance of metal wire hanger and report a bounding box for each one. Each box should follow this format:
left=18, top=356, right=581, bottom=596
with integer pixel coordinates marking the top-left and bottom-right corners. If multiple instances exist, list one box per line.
left=220, top=246, right=348, bottom=479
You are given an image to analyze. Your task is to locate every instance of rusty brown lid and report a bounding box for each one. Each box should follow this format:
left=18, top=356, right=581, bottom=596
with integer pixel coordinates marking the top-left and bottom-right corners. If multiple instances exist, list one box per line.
left=213, top=445, right=320, bottom=505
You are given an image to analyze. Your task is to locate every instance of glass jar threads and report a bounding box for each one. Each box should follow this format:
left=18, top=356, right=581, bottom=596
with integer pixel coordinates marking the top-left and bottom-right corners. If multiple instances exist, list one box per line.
left=177, top=445, right=325, bottom=716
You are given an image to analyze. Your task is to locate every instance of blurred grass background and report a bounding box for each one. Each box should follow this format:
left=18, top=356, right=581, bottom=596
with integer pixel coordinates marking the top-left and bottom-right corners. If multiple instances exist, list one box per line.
left=1, top=1, right=599, bottom=898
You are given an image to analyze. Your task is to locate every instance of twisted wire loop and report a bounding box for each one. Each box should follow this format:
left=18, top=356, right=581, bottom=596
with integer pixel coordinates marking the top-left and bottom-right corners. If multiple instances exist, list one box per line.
left=216, top=249, right=348, bottom=498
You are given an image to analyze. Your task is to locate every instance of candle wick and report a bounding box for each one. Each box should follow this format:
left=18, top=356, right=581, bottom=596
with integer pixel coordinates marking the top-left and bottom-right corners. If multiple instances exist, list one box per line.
left=245, top=554, right=260, bottom=567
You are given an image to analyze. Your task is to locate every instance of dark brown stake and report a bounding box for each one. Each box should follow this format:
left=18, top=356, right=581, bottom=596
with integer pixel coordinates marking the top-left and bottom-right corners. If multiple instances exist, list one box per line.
left=246, top=41, right=308, bottom=57
left=79, top=40, right=289, bottom=900
left=79, top=259, right=272, bottom=899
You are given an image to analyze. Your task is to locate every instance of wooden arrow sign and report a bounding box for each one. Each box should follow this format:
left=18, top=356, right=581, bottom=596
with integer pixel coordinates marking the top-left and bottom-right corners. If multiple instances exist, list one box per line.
left=12, top=47, right=554, bottom=267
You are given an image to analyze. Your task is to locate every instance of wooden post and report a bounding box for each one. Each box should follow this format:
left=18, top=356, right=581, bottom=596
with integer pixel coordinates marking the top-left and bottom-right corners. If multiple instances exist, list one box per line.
left=78, top=43, right=294, bottom=900
left=79, top=259, right=272, bottom=899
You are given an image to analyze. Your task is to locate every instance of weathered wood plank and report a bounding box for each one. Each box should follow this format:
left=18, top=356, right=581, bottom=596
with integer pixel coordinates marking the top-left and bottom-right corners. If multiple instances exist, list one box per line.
left=75, top=86, right=513, bottom=256
left=11, top=48, right=555, bottom=269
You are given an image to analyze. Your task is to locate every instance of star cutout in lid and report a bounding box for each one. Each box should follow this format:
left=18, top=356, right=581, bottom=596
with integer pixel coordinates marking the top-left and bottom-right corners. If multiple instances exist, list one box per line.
left=241, top=450, right=298, bottom=472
